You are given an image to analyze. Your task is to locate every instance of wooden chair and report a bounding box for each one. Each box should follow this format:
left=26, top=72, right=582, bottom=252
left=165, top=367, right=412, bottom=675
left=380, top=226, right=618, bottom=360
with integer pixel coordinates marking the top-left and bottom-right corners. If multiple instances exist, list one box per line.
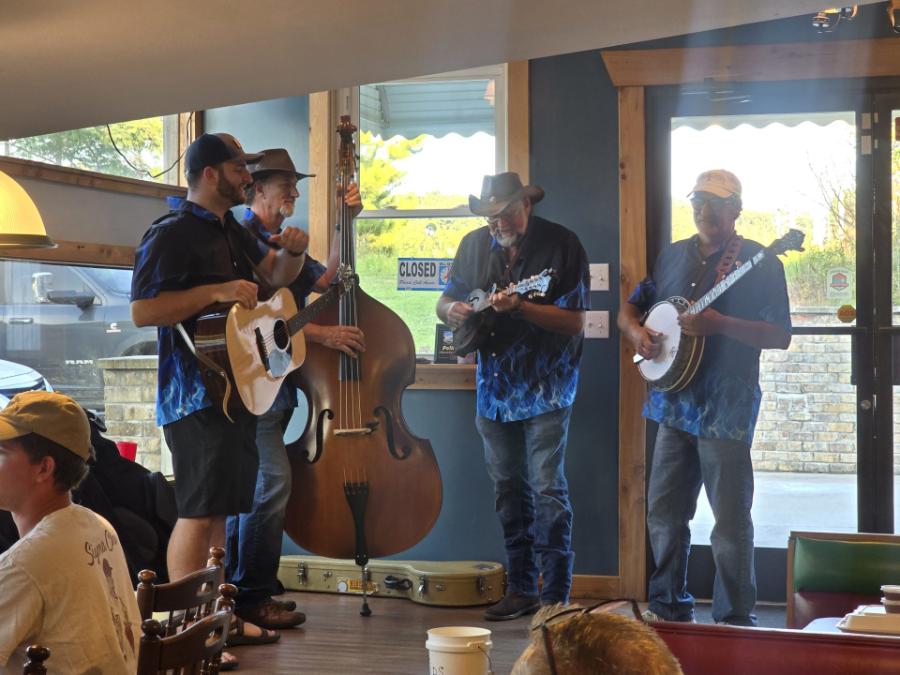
left=136, top=546, right=232, bottom=634
left=136, top=612, right=231, bottom=675
left=22, top=645, right=49, bottom=675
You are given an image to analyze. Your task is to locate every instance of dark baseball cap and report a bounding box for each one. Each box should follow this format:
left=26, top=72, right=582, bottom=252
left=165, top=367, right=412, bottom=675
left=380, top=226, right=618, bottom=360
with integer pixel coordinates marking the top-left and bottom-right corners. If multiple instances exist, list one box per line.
left=185, top=133, right=263, bottom=174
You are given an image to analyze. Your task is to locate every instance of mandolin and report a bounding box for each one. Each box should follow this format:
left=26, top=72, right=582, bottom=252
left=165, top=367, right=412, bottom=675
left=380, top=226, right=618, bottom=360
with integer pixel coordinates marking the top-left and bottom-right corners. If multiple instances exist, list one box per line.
left=452, top=269, right=554, bottom=356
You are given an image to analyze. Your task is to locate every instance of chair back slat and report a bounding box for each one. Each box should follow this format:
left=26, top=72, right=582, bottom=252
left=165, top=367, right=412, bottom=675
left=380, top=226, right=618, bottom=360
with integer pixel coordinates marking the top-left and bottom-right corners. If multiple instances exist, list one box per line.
left=136, top=547, right=226, bottom=636
left=136, top=612, right=229, bottom=675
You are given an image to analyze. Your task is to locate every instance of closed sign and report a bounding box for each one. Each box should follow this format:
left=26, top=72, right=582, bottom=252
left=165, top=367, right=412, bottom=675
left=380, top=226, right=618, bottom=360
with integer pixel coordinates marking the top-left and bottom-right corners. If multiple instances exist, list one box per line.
left=397, top=258, right=453, bottom=291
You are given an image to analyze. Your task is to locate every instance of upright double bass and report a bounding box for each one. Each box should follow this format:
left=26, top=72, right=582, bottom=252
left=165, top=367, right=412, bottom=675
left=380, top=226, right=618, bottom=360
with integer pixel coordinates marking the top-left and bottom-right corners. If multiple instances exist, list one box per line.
left=284, top=116, right=442, bottom=565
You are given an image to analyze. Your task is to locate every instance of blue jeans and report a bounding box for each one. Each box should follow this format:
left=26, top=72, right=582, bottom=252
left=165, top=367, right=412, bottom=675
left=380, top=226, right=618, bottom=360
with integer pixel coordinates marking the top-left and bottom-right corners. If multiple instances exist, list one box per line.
left=225, top=408, right=291, bottom=608
left=647, top=424, right=757, bottom=625
left=475, top=406, right=574, bottom=604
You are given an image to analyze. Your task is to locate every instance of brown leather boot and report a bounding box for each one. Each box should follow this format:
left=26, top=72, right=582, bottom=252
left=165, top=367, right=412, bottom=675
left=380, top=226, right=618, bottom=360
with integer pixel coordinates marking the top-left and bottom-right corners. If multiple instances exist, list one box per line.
left=236, top=598, right=307, bottom=629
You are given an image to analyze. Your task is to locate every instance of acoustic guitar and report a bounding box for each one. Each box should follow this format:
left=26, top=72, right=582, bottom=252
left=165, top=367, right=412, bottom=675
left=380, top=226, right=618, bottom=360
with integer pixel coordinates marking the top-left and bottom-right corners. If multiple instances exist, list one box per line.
left=635, top=229, right=804, bottom=392
left=177, top=266, right=355, bottom=421
left=452, top=269, right=554, bottom=356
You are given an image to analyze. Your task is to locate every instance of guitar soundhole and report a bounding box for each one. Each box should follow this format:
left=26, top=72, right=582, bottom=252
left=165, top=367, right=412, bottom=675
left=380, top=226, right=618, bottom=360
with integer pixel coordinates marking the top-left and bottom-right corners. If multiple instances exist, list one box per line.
left=273, top=319, right=290, bottom=351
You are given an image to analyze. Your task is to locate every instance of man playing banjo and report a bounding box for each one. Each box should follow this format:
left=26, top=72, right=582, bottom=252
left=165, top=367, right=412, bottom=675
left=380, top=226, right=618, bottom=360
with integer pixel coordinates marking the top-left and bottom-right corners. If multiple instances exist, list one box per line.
left=618, top=169, right=791, bottom=626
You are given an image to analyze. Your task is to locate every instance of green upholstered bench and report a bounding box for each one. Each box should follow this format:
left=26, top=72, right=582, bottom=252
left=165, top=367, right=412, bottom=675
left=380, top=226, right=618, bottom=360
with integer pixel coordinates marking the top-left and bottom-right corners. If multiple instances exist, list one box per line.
left=787, top=530, right=900, bottom=628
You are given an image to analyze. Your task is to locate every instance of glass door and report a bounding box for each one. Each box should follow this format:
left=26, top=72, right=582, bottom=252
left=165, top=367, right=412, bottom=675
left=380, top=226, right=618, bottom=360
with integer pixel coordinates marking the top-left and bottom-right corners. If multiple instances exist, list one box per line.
left=669, top=111, right=865, bottom=546
left=645, top=80, right=878, bottom=602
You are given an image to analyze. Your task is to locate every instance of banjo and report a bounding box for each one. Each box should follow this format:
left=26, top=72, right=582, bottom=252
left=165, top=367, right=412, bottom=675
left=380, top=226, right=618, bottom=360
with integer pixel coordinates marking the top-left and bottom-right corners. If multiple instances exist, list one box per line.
left=635, top=229, right=805, bottom=392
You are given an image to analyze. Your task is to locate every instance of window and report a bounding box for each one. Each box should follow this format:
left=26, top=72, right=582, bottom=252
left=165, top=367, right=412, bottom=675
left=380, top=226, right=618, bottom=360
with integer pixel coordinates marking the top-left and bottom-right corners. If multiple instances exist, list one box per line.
left=350, top=65, right=507, bottom=356
left=0, top=114, right=191, bottom=185
left=0, top=260, right=157, bottom=411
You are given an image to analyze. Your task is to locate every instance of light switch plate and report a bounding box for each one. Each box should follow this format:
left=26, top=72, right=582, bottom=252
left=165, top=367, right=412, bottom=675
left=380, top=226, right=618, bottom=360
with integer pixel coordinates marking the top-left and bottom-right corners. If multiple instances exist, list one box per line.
left=589, top=263, right=609, bottom=291
left=584, top=311, right=609, bottom=339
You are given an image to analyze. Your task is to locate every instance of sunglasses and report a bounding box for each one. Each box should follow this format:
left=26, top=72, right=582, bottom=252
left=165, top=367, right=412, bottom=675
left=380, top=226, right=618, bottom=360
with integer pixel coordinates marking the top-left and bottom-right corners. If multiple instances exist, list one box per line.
left=690, top=195, right=737, bottom=211
left=532, top=599, right=643, bottom=675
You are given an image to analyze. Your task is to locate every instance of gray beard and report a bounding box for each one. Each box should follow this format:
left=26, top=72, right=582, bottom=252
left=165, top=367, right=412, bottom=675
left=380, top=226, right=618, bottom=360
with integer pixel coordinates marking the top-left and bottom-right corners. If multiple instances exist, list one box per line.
left=279, top=202, right=295, bottom=218
left=494, top=231, right=521, bottom=248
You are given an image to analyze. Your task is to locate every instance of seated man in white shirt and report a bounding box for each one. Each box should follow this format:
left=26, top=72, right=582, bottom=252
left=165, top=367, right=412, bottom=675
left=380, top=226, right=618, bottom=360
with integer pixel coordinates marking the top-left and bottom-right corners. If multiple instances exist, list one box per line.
left=0, top=391, right=141, bottom=675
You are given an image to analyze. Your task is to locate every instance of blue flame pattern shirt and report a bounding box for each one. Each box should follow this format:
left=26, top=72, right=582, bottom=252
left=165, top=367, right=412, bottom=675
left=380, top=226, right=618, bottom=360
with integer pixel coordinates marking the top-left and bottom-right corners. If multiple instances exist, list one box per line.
left=131, top=198, right=269, bottom=426
left=242, top=209, right=326, bottom=411
left=627, top=235, right=791, bottom=444
left=444, top=216, right=590, bottom=422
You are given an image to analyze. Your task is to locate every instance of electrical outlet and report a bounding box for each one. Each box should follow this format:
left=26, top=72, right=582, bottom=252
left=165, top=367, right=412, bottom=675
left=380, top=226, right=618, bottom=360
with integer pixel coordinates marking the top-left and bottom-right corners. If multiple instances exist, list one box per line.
left=589, top=264, right=609, bottom=291
left=584, top=311, right=609, bottom=338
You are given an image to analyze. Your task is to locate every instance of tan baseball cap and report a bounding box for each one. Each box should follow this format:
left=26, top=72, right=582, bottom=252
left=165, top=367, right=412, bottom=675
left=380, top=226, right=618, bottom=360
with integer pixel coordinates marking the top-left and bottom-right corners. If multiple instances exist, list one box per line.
left=689, top=169, right=742, bottom=199
left=0, top=391, right=91, bottom=460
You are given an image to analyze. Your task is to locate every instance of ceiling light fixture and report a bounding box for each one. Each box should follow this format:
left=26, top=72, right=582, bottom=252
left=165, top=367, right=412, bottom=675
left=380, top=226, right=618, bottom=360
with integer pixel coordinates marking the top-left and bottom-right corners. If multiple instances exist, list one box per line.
left=0, top=169, right=55, bottom=248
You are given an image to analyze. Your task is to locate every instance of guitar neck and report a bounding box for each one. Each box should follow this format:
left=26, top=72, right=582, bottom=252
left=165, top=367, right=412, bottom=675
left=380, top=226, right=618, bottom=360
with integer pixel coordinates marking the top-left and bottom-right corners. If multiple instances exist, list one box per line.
left=287, top=285, right=340, bottom=335
left=688, top=247, right=766, bottom=315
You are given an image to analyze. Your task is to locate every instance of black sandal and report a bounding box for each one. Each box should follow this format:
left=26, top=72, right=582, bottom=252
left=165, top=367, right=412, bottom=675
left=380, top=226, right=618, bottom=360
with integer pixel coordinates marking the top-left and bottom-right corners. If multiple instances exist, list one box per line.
left=225, top=617, right=281, bottom=647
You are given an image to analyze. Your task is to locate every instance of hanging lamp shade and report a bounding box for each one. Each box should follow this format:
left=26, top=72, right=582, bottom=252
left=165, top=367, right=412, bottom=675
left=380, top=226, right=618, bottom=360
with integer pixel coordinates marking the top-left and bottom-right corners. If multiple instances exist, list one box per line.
left=0, top=169, right=55, bottom=248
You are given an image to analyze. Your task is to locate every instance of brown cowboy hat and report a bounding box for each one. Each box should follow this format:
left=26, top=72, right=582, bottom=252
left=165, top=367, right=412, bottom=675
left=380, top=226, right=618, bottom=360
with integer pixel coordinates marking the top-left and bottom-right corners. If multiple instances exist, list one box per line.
left=468, top=172, right=544, bottom=217
left=248, top=148, right=315, bottom=181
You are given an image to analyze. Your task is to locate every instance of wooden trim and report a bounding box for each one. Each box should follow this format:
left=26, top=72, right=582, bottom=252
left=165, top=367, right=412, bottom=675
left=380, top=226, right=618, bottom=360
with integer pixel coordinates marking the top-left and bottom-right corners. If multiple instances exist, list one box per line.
left=507, top=60, right=530, bottom=183
left=0, top=156, right=185, bottom=201
left=177, top=112, right=202, bottom=187
left=617, top=86, right=648, bottom=600
left=409, top=364, right=475, bottom=390
left=602, top=38, right=900, bottom=87
left=570, top=575, right=622, bottom=599
left=0, top=240, right=135, bottom=267
left=308, top=91, right=336, bottom=264
left=786, top=533, right=797, bottom=628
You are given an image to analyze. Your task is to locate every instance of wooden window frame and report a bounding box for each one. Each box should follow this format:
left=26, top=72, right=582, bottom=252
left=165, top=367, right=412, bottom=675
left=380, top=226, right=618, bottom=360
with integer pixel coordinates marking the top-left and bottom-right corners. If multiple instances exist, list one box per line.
left=0, top=112, right=202, bottom=268
left=308, top=62, right=530, bottom=391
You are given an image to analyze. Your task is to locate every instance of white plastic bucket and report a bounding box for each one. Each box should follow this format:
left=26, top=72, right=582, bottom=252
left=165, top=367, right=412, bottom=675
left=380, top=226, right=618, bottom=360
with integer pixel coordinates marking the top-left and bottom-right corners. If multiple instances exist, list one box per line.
left=425, top=626, right=493, bottom=675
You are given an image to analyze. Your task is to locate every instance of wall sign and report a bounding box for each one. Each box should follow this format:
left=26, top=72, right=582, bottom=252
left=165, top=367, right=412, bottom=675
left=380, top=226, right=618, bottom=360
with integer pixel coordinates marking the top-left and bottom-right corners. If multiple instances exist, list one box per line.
left=397, top=258, right=453, bottom=291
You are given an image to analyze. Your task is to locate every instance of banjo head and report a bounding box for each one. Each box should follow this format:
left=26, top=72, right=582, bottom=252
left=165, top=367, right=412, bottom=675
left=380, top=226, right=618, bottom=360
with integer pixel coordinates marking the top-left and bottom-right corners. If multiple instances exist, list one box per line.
left=638, top=300, right=683, bottom=383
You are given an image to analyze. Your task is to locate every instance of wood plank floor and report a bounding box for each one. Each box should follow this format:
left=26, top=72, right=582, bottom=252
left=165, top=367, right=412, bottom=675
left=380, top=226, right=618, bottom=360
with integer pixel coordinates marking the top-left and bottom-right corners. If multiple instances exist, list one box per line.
left=228, top=591, right=534, bottom=674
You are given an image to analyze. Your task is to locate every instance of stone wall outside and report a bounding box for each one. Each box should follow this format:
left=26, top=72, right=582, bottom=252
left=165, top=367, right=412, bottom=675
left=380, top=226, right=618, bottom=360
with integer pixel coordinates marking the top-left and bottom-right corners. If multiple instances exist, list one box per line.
left=96, top=356, right=171, bottom=473
left=98, top=328, right=880, bottom=476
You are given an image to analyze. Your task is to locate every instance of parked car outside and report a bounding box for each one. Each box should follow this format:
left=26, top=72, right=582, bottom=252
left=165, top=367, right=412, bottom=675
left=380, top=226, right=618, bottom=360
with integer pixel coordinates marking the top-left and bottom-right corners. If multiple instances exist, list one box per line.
left=0, top=261, right=157, bottom=412
left=0, top=358, right=52, bottom=401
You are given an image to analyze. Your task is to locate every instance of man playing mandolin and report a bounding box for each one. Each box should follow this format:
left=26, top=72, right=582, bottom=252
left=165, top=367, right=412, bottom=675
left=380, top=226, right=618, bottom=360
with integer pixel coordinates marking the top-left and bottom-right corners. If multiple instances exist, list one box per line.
left=437, top=172, right=590, bottom=620
left=225, top=148, right=364, bottom=631
left=618, top=169, right=792, bottom=626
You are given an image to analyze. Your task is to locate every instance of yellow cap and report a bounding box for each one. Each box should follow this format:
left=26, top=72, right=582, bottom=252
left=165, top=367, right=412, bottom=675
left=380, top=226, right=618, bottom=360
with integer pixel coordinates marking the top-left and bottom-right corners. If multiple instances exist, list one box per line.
left=0, top=391, right=91, bottom=460
left=690, top=169, right=742, bottom=199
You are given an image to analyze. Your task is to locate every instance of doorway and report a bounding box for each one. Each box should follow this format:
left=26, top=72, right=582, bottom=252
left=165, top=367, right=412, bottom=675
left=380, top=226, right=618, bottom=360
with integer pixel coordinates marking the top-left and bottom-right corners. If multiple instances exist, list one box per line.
left=644, top=80, right=900, bottom=601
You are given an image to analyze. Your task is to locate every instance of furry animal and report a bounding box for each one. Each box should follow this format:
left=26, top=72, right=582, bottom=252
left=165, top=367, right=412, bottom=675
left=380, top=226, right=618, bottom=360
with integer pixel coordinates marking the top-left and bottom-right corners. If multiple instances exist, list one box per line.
left=511, top=603, right=683, bottom=675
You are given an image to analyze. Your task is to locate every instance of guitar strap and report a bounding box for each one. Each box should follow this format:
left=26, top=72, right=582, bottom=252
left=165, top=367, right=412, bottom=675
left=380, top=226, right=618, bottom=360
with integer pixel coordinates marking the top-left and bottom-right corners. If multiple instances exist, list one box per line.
left=688, top=234, right=744, bottom=301
left=714, top=234, right=744, bottom=284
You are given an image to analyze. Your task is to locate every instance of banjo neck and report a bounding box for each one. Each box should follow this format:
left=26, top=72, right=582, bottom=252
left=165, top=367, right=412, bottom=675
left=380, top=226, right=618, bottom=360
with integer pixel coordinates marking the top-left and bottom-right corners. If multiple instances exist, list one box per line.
left=686, top=247, right=767, bottom=316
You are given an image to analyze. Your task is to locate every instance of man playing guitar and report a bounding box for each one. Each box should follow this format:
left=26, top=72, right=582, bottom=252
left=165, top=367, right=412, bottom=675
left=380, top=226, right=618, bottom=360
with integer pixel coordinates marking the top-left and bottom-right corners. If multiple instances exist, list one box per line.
left=618, top=169, right=792, bottom=627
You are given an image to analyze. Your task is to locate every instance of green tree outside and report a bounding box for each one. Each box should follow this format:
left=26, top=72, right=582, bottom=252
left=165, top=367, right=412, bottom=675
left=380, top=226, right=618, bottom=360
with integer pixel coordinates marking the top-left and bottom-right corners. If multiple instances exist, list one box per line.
left=356, top=132, right=485, bottom=355
left=3, top=118, right=166, bottom=181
